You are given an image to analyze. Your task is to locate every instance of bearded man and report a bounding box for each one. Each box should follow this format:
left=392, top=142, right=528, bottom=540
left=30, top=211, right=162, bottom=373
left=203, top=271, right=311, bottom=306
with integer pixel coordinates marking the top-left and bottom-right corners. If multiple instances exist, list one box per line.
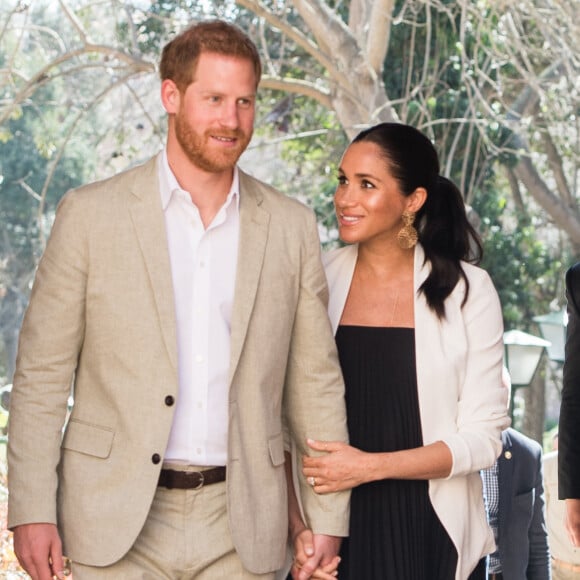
left=7, top=20, right=349, bottom=580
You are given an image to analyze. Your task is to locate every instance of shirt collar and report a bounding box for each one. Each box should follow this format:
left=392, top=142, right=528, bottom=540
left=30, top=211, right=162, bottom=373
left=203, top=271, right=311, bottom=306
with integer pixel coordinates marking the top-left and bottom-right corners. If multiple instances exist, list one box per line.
left=158, top=148, right=240, bottom=211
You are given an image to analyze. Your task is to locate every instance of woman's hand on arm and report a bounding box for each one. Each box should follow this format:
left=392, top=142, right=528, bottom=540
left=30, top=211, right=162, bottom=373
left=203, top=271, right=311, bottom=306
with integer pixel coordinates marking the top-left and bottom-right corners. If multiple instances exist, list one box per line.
left=303, top=440, right=376, bottom=493
left=303, top=439, right=453, bottom=493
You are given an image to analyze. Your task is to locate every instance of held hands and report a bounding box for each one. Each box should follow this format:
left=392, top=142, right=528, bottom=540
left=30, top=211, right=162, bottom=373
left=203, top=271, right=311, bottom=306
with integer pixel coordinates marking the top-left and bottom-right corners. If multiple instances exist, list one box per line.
left=303, top=439, right=370, bottom=493
left=13, top=522, right=69, bottom=580
left=290, top=528, right=341, bottom=580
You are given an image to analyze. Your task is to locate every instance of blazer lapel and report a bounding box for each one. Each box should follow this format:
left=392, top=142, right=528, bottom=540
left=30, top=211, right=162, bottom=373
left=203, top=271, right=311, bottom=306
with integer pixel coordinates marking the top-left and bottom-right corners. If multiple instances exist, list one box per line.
left=127, top=157, right=178, bottom=371
left=228, top=171, right=270, bottom=384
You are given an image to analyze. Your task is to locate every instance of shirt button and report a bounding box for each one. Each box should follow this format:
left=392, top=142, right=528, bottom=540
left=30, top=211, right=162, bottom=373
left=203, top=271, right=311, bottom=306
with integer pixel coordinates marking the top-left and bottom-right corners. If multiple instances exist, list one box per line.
left=164, top=395, right=175, bottom=406
left=195, top=355, right=204, bottom=363
left=151, top=453, right=161, bottom=464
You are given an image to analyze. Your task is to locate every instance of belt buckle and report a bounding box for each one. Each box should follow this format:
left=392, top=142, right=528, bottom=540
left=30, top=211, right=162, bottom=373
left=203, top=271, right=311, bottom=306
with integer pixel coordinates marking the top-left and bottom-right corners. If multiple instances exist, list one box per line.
left=192, top=470, right=205, bottom=490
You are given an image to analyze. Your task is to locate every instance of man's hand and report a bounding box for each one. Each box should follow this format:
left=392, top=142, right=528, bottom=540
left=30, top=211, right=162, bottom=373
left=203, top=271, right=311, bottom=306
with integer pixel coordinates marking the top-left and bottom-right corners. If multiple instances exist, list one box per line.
left=291, top=531, right=341, bottom=580
left=13, top=522, right=66, bottom=580
left=565, top=499, right=580, bottom=546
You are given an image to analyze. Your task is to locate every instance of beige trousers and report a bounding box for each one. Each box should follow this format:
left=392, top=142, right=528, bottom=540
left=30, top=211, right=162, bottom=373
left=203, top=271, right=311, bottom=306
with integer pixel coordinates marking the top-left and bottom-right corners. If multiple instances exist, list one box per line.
left=71, top=478, right=276, bottom=580
left=552, top=562, right=580, bottom=580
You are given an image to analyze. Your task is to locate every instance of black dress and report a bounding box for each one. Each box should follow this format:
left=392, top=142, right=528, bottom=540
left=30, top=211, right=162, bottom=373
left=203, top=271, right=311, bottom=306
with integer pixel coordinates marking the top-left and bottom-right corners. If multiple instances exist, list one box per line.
left=336, top=325, right=458, bottom=580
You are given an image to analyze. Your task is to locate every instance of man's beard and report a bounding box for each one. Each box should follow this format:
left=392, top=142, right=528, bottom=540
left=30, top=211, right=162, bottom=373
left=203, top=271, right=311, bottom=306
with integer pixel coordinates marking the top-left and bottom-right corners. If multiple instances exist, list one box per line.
left=174, top=111, right=252, bottom=173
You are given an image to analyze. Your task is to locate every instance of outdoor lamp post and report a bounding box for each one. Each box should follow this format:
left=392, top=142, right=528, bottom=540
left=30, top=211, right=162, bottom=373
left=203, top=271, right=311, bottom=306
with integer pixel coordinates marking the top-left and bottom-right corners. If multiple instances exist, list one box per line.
left=533, top=308, right=567, bottom=363
left=503, top=329, right=551, bottom=421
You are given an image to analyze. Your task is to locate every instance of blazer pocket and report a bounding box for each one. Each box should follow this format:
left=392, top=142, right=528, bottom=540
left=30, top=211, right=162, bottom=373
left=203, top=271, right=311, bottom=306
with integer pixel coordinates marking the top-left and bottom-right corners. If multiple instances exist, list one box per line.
left=61, top=419, right=115, bottom=459
left=268, top=432, right=285, bottom=467
left=513, top=488, right=535, bottom=526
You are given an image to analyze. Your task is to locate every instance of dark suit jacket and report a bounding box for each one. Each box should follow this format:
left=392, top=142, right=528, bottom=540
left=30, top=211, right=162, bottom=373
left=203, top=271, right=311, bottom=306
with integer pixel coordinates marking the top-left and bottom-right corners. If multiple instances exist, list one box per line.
left=560, top=262, right=580, bottom=499
left=496, top=428, right=551, bottom=580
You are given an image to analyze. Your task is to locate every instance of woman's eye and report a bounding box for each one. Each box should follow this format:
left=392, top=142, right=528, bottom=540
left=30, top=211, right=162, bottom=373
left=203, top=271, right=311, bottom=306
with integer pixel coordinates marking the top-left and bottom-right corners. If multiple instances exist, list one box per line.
left=361, top=180, right=375, bottom=189
left=337, top=175, right=347, bottom=185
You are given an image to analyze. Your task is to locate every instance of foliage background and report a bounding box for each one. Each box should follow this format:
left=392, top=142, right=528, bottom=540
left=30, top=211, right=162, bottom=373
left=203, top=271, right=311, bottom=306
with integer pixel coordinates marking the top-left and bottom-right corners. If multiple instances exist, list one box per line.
left=0, top=0, right=578, bottom=572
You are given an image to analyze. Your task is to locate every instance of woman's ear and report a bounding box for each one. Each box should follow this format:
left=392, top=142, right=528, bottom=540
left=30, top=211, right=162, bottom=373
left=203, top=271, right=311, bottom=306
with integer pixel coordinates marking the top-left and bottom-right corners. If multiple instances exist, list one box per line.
left=407, top=187, right=427, bottom=213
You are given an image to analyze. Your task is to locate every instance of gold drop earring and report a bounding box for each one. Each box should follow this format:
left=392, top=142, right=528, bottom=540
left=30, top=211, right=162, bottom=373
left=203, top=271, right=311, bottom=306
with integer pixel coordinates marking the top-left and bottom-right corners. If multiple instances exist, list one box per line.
left=397, top=211, right=418, bottom=249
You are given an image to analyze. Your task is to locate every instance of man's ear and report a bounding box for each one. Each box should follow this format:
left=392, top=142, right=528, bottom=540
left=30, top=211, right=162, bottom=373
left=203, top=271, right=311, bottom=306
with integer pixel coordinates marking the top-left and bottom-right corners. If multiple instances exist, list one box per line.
left=161, top=79, right=181, bottom=114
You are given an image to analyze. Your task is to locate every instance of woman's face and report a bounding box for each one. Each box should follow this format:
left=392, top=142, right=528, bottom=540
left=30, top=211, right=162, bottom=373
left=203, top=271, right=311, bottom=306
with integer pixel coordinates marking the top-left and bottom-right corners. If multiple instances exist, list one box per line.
left=334, top=140, right=410, bottom=246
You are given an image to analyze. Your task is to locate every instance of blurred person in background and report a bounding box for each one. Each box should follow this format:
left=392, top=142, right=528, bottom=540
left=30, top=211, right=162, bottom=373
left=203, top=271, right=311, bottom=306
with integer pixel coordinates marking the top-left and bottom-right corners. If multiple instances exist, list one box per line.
left=481, top=368, right=550, bottom=579
left=560, top=263, right=580, bottom=551
left=482, top=422, right=550, bottom=578
left=545, top=433, right=580, bottom=578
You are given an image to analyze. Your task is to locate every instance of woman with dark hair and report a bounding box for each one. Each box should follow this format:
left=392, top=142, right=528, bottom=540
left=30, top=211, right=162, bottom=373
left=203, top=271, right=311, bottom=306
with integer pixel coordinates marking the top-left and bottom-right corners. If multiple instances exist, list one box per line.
left=290, top=123, right=509, bottom=580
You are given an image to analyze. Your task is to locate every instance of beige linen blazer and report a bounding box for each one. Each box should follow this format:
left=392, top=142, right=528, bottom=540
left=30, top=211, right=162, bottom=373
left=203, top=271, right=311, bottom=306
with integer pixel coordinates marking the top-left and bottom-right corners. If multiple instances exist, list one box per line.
left=8, top=157, right=349, bottom=573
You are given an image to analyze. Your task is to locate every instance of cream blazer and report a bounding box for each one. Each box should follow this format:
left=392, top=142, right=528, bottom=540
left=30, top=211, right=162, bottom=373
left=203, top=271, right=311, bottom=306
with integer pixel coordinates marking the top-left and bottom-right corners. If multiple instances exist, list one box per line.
left=8, top=157, right=350, bottom=573
left=323, top=243, right=509, bottom=580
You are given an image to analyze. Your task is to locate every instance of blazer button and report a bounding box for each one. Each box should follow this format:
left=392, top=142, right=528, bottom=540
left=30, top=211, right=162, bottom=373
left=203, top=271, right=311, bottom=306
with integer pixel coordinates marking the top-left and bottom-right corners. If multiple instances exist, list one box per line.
left=164, top=395, right=175, bottom=406
left=152, top=453, right=161, bottom=464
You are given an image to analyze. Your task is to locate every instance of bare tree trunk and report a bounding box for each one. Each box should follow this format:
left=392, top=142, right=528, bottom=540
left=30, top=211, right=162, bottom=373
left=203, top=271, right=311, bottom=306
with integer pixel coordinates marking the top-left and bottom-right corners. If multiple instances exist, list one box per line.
left=520, top=359, right=547, bottom=445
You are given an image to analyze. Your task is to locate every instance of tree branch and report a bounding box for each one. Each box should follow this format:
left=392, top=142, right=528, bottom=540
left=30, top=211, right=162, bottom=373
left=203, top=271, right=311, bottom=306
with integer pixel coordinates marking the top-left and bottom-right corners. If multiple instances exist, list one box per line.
left=366, top=0, right=395, bottom=74
left=291, top=0, right=363, bottom=79
left=513, top=157, right=580, bottom=244
left=0, top=45, right=153, bottom=126
left=260, top=76, right=332, bottom=109
left=235, top=0, right=344, bottom=84
left=58, top=0, right=88, bottom=44
left=539, top=126, right=574, bottom=206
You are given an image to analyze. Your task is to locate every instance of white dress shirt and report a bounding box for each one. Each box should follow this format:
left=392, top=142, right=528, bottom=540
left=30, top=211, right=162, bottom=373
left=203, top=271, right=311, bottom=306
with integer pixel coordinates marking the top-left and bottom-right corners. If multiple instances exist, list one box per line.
left=159, top=150, right=239, bottom=466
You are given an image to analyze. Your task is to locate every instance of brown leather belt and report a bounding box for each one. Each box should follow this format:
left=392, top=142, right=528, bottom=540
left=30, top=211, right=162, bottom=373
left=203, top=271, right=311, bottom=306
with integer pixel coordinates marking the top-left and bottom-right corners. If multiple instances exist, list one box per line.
left=488, top=574, right=503, bottom=580
left=158, top=466, right=226, bottom=490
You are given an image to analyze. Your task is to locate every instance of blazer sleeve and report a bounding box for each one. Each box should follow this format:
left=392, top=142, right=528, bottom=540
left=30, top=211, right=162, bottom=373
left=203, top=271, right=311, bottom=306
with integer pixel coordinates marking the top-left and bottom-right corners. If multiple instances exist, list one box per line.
left=440, top=267, right=509, bottom=477
left=283, top=210, right=350, bottom=537
left=8, top=191, right=88, bottom=527
left=560, top=262, right=580, bottom=498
